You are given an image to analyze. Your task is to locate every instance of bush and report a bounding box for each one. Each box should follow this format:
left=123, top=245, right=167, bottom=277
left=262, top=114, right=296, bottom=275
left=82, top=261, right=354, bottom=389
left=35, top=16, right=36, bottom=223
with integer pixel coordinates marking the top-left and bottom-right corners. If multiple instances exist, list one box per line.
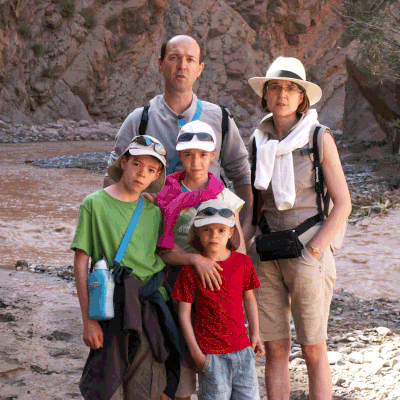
left=32, top=43, right=45, bottom=57
left=58, top=0, right=75, bottom=18
left=84, top=14, right=96, bottom=29
left=42, top=65, right=59, bottom=79
left=119, top=36, right=129, bottom=51
left=2, top=49, right=8, bottom=66
left=341, top=0, right=400, bottom=84
left=17, top=25, right=32, bottom=39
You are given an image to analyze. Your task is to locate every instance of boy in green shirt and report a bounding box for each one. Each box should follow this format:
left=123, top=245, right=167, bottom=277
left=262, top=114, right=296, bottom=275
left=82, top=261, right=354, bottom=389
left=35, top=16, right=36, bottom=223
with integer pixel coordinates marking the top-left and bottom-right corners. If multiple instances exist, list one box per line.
left=71, top=136, right=172, bottom=400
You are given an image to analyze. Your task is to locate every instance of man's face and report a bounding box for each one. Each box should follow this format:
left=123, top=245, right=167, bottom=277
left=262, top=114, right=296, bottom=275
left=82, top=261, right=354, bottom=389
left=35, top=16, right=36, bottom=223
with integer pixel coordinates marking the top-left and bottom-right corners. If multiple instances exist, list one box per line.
left=158, top=36, right=204, bottom=94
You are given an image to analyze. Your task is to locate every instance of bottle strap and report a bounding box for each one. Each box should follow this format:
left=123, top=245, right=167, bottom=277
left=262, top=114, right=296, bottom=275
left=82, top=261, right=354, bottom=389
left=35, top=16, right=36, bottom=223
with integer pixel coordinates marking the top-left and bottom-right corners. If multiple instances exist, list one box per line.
left=114, top=196, right=144, bottom=266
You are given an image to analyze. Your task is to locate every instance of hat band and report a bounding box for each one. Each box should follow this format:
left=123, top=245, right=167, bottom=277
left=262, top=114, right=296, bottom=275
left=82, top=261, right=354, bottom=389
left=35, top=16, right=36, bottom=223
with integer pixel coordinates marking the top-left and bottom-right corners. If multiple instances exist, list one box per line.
left=267, top=70, right=304, bottom=81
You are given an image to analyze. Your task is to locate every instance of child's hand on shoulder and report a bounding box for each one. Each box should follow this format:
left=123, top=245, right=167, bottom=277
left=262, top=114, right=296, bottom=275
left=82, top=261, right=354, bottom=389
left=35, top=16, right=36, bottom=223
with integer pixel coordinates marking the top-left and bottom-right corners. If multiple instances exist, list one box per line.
left=251, top=335, right=265, bottom=359
left=192, top=254, right=223, bottom=291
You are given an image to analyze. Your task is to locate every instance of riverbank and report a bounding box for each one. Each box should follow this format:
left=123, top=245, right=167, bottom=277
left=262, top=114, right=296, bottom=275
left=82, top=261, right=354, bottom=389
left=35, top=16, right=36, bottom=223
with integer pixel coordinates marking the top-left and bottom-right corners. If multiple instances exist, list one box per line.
left=1, top=268, right=399, bottom=400
left=2, top=120, right=400, bottom=399
left=3, top=118, right=398, bottom=218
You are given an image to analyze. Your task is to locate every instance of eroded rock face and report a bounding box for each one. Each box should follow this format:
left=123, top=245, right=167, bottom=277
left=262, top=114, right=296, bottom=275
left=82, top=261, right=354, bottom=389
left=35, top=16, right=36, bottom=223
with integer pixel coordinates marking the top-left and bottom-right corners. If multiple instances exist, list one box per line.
left=344, top=54, right=400, bottom=152
left=2, top=0, right=349, bottom=135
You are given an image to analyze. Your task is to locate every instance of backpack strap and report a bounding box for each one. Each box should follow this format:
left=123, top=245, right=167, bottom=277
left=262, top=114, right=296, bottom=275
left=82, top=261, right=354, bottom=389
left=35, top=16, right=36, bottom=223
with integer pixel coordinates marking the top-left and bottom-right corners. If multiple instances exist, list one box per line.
left=219, top=106, right=233, bottom=186
left=138, top=105, right=150, bottom=136
left=251, top=137, right=259, bottom=227
left=312, top=126, right=325, bottom=217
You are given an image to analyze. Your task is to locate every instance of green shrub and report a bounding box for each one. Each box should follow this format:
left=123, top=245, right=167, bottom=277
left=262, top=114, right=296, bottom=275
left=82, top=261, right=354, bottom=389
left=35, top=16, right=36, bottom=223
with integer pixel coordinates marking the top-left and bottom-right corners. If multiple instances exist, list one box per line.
left=2, top=49, right=8, bottom=66
left=84, top=14, right=96, bottom=29
left=58, top=0, right=75, bottom=18
left=119, top=36, right=129, bottom=51
left=32, top=43, right=45, bottom=57
left=17, top=25, right=32, bottom=39
left=42, top=65, right=59, bottom=79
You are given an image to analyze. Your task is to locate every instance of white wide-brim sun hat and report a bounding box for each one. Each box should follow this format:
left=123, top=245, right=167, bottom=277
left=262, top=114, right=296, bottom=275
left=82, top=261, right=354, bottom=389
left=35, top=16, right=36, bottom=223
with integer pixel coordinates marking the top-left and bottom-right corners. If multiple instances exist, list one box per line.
left=248, top=56, right=322, bottom=106
left=107, top=135, right=167, bottom=193
left=187, top=199, right=240, bottom=252
left=176, top=120, right=217, bottom=152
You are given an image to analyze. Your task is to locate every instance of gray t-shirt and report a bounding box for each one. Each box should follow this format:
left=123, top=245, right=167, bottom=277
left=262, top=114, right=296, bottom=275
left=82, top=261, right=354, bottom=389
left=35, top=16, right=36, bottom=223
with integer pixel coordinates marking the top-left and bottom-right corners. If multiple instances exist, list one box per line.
left=107, top=94, right=251, bottom=187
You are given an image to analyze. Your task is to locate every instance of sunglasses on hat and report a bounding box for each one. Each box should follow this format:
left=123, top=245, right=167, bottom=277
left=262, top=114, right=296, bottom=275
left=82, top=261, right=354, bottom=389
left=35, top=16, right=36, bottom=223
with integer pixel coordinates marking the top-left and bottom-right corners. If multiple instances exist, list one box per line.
left=132, top=135, right=167, bottom=156
left=177, top=132, right=214, bottom=143
left=197, top=207, right=234, bottom=218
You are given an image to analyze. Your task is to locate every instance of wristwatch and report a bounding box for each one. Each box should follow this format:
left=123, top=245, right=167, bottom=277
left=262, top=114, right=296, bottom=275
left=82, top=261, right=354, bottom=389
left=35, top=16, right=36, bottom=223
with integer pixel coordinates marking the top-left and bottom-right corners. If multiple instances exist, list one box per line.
left=311, top=246, right=320, bottom=254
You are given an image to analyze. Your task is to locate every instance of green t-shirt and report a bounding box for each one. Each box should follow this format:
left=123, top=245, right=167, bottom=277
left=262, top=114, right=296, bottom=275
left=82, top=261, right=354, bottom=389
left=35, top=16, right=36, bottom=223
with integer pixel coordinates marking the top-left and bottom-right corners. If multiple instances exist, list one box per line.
left=71, top=189, right=166, bottom=297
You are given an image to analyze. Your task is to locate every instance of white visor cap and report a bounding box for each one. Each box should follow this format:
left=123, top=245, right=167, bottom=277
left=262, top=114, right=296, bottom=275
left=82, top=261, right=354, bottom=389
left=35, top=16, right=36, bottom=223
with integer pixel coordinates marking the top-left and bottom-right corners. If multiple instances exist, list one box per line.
left=176, top=120, right=217, bottom=152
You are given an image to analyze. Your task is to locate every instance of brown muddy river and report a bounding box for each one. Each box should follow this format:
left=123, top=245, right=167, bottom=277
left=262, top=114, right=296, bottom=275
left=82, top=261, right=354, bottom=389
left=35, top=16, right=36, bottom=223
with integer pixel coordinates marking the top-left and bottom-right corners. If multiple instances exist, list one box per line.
left=1, top=141, right=400, bottom=301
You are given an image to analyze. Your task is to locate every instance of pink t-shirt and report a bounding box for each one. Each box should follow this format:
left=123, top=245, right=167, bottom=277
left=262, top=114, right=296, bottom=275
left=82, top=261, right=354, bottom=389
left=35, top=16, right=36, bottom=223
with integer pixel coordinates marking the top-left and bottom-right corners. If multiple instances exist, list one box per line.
left=172, top=251, right=260, bottom=354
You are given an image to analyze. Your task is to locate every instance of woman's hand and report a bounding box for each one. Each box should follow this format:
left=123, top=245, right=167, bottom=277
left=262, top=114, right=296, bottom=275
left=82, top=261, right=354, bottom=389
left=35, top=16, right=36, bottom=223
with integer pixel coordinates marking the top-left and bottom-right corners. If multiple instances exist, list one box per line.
left=306, top=245, right=320, bottom=259
left=83, top=319, right=104, bottom=349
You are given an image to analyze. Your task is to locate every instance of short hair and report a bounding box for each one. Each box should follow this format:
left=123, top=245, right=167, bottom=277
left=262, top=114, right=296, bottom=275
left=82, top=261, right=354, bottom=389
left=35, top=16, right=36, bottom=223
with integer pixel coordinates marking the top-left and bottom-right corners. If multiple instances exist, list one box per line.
left=261, top=81, right=310, bottom=114
left=160, top=35, right=203, bottom=63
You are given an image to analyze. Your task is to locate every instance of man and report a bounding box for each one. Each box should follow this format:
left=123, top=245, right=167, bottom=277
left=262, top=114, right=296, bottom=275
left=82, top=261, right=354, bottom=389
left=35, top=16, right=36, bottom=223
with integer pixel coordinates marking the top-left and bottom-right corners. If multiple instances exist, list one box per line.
left=104, top=35, right=252, bottom=234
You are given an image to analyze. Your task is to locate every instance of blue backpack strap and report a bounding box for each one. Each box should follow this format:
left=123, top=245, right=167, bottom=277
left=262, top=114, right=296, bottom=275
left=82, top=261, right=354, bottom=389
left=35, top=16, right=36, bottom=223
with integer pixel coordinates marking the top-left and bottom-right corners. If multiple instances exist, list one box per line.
left=113, top=196, right=144, bottom=266
left=167, top=100, right=203, bottom=175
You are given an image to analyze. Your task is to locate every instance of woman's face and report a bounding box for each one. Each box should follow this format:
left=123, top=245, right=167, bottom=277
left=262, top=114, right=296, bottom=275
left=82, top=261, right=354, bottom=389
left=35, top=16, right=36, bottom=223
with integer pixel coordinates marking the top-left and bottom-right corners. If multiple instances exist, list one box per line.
left=264, top=79, right=304, bottom=119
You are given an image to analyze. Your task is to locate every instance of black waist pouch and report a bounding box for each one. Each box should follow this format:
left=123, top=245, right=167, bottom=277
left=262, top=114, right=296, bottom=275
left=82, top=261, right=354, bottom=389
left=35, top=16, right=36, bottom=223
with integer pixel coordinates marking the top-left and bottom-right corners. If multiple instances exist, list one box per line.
left=255, top=229, right=303, bottom=262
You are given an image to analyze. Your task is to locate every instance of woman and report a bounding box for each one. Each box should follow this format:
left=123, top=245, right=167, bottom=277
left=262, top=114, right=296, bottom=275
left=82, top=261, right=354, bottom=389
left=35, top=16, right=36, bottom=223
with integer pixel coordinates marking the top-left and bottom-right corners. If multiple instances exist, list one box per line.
left=247, top=57, right=351, bottom=399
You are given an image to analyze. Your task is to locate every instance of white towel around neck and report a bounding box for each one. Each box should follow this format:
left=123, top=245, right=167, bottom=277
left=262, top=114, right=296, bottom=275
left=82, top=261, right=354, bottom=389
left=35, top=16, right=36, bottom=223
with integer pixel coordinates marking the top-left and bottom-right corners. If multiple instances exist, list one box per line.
left=254, top=109, right=319, bottom=210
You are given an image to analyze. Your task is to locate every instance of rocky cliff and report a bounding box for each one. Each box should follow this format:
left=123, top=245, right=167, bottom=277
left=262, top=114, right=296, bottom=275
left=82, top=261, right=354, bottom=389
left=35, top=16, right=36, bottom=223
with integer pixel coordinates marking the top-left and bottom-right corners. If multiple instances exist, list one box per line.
left=1, top=0, right=349, bottom=137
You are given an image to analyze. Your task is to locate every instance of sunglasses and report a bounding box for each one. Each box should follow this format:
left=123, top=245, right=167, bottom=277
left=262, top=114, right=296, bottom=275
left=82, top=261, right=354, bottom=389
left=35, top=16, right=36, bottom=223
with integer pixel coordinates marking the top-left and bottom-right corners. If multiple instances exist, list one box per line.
left=197, top=207, right=234, bottom=218
left=177, top=132, right=214, bottom=143
left=132, top=135, right=166, bottom=156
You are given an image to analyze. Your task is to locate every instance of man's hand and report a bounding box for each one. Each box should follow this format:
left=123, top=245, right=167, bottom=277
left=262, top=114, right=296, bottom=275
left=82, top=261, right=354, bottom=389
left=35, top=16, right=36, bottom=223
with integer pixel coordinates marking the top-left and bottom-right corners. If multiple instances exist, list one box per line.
left=192, top=254, right=223, bottom=291
left=83, top=319, right=104, bottom=350
left=251, top=335, right=265, bottom=359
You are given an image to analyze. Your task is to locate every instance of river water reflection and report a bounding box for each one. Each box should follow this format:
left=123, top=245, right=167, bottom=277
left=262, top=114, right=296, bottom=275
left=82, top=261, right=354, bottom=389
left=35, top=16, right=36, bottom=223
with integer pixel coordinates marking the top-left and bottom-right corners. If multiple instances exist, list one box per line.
left=1, top=141, right=400, bottom=300
left=0, top=141, right=110, bottom=269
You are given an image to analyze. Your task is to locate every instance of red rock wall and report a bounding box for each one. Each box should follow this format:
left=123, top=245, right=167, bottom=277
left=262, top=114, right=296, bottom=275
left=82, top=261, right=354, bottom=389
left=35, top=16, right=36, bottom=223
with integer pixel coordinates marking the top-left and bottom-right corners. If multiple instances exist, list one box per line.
left=1, top=0, right=348, bottom=136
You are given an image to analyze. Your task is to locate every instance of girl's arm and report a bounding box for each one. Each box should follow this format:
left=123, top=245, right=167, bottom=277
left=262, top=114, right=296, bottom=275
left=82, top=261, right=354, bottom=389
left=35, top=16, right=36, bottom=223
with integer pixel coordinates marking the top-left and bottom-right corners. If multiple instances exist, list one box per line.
left=178, top=301, right=208, bottom=370
left=74, top=249, right=104, bottom=350
left=243, top=289, right=265, bottom=359
left=307, top=133, right=352, bottom=257
left=234, top=210, right=247, bottom=255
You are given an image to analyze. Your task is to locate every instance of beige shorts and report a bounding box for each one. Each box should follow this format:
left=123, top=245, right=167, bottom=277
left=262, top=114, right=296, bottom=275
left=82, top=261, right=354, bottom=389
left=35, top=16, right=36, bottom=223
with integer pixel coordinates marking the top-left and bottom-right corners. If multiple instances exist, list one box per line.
left=175, top=362, right=197, bottom=398
left=253, top=230, right=336, bottom=345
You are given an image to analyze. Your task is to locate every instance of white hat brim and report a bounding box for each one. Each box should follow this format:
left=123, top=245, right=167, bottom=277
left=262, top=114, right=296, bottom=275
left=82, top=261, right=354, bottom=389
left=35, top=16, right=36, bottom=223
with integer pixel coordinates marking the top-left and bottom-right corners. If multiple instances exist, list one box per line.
left=248, top=77, right=322, bottom=106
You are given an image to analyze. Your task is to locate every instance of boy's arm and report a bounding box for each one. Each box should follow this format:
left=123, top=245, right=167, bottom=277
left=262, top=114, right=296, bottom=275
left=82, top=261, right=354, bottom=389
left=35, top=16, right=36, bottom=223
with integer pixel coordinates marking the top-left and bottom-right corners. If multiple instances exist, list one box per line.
left=74, top=249, right=104, bottom=350
left=178, top=301, right=207, bottom=370
left=160, top=244, right=223, bottom=291
left=243, top=290, right=265, bottom=359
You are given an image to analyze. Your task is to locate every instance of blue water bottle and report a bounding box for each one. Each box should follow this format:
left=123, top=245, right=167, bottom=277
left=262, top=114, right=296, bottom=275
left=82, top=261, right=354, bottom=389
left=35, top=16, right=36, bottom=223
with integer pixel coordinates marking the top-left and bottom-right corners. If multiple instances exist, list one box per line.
left=88, top=255, right=115, bottom=320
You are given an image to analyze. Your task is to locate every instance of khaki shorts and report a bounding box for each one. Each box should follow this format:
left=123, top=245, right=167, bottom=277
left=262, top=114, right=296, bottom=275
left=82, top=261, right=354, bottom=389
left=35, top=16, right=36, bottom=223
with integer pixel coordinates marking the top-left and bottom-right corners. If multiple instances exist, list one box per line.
left=175, top=363, right=197, bottom=398
left=110, top=331, right=166, bottom=400
left=253, top=228, right=336, bottom=345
